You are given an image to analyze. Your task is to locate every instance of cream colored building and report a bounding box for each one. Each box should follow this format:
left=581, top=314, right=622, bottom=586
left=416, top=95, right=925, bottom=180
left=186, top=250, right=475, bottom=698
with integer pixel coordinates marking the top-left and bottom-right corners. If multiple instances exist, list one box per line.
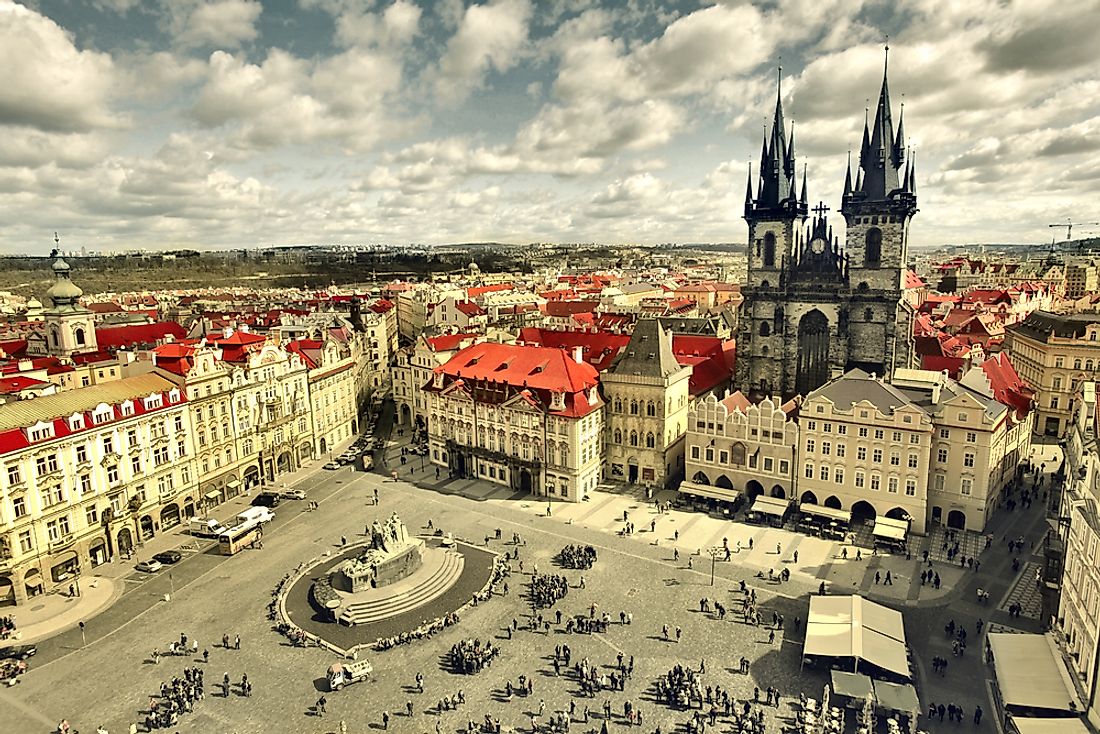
left=0, top=374, right=196, bottom=606
left=681, top=392, right=799, bottom=507
left=425, top=342, right=603, bottom=502
left=602, top=319, right=691, bottom=489
left=287, top=336, right=359, bottom=459
left=1065, top=261, right=1098, bottom=301
left=1006, top=311, right=1100, bottom=437
left=1058, top=381, right=1100, bottom=727
left=393, top=332, right=482, bottom=429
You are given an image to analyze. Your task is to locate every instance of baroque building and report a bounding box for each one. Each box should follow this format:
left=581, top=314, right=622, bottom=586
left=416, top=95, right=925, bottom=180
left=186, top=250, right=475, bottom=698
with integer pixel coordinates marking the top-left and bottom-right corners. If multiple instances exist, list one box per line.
left=736, top=53, right=918, bottom=398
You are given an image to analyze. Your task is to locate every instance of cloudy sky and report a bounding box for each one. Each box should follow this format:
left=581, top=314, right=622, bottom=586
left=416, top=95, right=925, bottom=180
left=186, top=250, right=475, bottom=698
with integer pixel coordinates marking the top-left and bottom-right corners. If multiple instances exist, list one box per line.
left=1, top=0, right=1098, bottom=253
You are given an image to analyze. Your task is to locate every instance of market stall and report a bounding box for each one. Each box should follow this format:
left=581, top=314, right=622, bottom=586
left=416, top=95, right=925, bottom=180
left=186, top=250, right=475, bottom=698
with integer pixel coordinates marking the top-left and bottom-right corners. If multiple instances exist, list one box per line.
left=802, top=595, right=910, bottom=680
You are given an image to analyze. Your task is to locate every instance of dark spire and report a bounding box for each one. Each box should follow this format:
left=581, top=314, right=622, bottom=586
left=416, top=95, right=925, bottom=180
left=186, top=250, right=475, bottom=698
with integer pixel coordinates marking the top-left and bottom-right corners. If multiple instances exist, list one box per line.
left=859, top=105, right=871, bottom=171
left=746, top=64, right=805, bottom=219
left=800, top=163, right=808, bottom=206
left=902, top=158, right=910, bottom=192
left=843, top=150, right=853, bottom=197
left=857, top=44, right=902, bottom=199
left=894, top=101, right=906, bottom=168
left=744, top=163, right=753, bottom=214
left=909, top=151, right=917, bottom=195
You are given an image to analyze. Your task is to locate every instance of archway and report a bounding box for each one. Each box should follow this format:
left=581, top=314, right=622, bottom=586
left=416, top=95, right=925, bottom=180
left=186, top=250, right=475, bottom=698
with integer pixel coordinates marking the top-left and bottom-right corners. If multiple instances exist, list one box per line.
left=23, top=568, right=43, bottom=599
left=628, top=462, right=639, bottom=484
left=824, top=495, right=842, bottom=510
left=277, top=451, right=292, bottom=474
left=319, top=438, right=328, bottom=455
left=947, top=510, right=967, bottom=530
left=454, top=453, right=466, bottom=478
left=182, top=498, right=196, bottom=519
left=800, top=490, right=818, bottom=505
left=244, top=466, right=261, bottom=488
left=746, top=480, right=764, bottom=498
left=885, top=507, right=909, bottom=521
left=715, top=475, right=734, bottom=490
left=400, top=404, right=412, bottom=424
left=519, top=469, right=532, bottom=494
left=139, top=515, right=155, bottom=541
left=771, top=485, right=786, bottom=499
left=299, top=443, right=312, bottom=463
left=89, top=539, right=108, bottom=567
left=796, top=310, right=830, bottom=395
left=851, top=500, right=876, bottom=522
left=0, top=575, right=13, bottom=607
left=160, top=503, right=181, bottom=529
left=692, top=471, right=711, bottom=486
left=117, top=528, right=134, bottom=557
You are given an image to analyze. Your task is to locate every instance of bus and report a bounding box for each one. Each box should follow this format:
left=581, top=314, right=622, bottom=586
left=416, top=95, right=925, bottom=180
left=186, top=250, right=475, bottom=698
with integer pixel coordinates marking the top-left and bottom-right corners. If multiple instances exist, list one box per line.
left=218, top=520, right=263, bottom=555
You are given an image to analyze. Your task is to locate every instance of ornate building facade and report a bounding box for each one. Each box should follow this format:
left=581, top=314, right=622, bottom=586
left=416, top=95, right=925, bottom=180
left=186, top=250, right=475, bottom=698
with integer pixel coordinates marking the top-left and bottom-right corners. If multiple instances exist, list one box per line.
left=736, top=54, right=918, bottom=398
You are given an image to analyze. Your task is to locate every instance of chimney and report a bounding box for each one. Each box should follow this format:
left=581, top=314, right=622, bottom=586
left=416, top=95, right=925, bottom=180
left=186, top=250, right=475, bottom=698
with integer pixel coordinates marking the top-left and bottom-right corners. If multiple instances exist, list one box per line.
left=572, top=346, right=584, bottom=364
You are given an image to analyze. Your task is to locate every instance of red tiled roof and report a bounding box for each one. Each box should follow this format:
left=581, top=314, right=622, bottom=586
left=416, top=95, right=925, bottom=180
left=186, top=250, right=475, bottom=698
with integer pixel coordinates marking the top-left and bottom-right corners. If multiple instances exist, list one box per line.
left=544, top=300, right=599, bottom=318
left=87, top=301, right=124, bottom=313
left=285, top=339, right=323, bottom=370
left=964, top=289, right=1012, bottom=305
left=672, top=335, right=736, bottom=396
left=425, top=333, right=480, bottom=352
left=467, top=283, right=513, bottom=299
left=152, top=342, right=197, bottom=376
left=430, top=342, right=601, bottom=418
left=368, top=299, right=395, bottom=313
left=517, top=328, right=630, bottom=372
left=0, top=375, right=48, bottom=394
left=980, top=352, right=1034, bottom=419
left=455, top=301, right=486, bottom=317
left=0, top=340, right=27, bottom=358
left=95, top=322, right=187, bottom=351
left=904, top=271, right=926, bottom=289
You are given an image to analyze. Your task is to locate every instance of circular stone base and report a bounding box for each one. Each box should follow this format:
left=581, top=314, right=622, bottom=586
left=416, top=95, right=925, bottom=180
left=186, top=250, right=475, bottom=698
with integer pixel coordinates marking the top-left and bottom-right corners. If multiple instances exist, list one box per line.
left=332, top=544, right=462, bottom=625
left=282, top=539, right=497, bottom=651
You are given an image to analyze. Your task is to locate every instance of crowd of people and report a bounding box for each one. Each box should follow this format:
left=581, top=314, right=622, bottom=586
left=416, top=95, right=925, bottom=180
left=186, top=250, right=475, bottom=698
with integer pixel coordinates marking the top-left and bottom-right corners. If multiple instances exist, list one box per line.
left=143, top=665, right=205, bottom=730
left=556, top=544, right=597, bottom=570
left=655, top=664, right=703, bottom=710
left=448, top=638, right=499, bottom=674
left=373, top=612, right=460, bottom=650
left=0, top=614, right=16, bottom=640
left=528, top=571, right=569, bottom=610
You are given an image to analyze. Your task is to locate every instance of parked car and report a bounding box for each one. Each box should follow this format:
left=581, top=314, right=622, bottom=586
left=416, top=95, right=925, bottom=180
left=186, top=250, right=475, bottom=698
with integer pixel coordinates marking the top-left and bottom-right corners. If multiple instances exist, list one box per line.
left=282, top=488, right=306, bottom=500
left=153, top=550, right=182, bottom=565
left=0, top=644, right=36, bottom=660
left=135, top=559, right=163, bottom=573
left=323, top=461, right=340, bottom=470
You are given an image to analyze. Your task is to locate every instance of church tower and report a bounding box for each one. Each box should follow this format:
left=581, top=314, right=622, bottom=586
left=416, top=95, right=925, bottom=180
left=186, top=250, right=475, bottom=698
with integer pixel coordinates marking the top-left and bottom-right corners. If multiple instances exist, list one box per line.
left=840, top=46, right=918, bottom=373
left=42, top=245, right=96, bottom=358
left=738, top=70, right=808, bottom=395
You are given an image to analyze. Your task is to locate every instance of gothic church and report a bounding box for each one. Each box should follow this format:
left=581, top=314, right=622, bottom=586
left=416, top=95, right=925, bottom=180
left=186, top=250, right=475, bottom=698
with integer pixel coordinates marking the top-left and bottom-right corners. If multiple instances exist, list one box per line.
left=735, top=52, right=918, bottom=398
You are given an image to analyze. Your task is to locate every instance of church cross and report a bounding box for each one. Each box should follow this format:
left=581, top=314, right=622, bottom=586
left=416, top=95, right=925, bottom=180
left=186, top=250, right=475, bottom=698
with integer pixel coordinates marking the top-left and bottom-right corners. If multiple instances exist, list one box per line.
left=812, top=202, right=830, bottom=217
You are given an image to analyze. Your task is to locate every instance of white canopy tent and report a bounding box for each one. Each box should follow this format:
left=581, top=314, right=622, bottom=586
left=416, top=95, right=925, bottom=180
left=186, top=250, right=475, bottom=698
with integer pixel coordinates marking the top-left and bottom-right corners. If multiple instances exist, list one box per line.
left=987, top=633, right=1082, bottom=714
left=803, top=595, right=910, bottom=679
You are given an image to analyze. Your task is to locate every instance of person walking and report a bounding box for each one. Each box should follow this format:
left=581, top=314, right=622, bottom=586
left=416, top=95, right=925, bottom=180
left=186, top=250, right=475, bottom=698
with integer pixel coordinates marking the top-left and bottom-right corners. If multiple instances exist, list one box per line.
left=317, top=696, right=327, bottom=717
left=234, top=634, right=241, bottom=650
left=382, top=711, right=390, bottom=729
left=974, top=706, right=983, bottom=725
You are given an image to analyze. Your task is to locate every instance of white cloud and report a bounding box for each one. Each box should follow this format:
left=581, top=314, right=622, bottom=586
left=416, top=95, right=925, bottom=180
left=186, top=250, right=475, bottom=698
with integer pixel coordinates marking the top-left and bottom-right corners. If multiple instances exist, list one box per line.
left=0, top=3, right=120, bottom=132
left=333, top=0, right=423, bottom=48
left=434, top=0, right=532, bottom=104
left=168, top=0, right=263, bottom=50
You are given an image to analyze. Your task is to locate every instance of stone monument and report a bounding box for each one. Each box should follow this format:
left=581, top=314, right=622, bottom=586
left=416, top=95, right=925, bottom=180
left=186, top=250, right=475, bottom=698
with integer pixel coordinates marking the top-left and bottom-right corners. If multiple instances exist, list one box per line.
left=333, top=512, right=424, bottom=593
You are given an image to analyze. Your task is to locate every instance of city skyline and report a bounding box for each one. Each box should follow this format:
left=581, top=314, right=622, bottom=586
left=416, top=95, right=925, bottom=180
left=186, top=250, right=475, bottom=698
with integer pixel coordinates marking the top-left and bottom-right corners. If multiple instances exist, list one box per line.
left=1, top=0, right=1098, bottom=251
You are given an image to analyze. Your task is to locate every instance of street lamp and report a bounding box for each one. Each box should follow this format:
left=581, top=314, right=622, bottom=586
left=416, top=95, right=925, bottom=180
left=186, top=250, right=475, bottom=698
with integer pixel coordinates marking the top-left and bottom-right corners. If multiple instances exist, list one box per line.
left=706, top=546, right=724, bottom=586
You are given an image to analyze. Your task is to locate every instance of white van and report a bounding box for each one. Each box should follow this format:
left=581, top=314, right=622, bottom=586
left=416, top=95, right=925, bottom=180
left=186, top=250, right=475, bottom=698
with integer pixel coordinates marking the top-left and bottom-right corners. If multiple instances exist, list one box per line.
left=237, top=507, right=275, bottom=525
left=189, top=518, right=228, bottom=538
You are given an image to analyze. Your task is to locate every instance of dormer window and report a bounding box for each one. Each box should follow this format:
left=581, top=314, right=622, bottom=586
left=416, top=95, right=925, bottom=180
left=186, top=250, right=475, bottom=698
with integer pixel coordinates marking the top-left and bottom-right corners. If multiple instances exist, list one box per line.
left=168, top=389, right=181, bottom=403
left=26, top=422, right=54, bottom=442
left=550, top=391, right=566, bottom=411
left=144, top=395, right=163, bottom=410
left=67, top=414, right=84, bottom=431
left=92, top=406, right=113, bottom=425
left=120, top=401, right=134, bottom=417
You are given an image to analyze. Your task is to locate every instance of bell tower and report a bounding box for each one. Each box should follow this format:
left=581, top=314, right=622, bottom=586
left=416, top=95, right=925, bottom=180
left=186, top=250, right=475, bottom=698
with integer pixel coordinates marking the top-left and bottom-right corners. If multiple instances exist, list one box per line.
left=42, top=234, right=96, bottom=358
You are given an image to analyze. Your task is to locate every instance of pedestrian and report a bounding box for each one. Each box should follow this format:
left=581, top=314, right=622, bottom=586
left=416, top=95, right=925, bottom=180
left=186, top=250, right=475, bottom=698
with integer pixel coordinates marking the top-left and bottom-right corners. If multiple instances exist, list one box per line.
left=884, top=570, right=892, bottom=585
left=407, top=700, right=414, bottom=717
left=793, top=550, right=798, bottom=563
left=382, top=711, right=390, bottom=729
left=234, top=634, right=241, bottom=650
left=317, top=696, right=327, bottom=717
left=203, top=648, right=209, bottom=663
left=776, top=543, right=781, bottom=555
left=875, top=571, right=881, bottom=584
left=974, top=706, right=983, bottom=725
left=768, top=629, right=776, bottom=644
left=675, top=626, right=682, bottom=642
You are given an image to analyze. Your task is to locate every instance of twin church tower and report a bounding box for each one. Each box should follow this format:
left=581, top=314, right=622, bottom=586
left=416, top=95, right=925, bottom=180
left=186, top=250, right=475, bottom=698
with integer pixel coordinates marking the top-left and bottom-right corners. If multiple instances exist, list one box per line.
left=735, top=50, right=919, bottom=398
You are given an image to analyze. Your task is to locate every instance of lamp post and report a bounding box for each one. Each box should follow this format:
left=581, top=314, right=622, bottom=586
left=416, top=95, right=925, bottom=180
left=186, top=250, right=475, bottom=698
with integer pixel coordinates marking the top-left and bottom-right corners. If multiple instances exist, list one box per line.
left=706, top=546, right=723, bottom=586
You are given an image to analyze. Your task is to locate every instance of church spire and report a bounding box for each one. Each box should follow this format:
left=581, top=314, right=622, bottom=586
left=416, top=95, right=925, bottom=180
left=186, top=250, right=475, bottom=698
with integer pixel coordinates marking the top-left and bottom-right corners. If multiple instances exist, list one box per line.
left=894, top=101, right=906, bottom=168
left=843, top=150, right=853, bottom=197
left=800, top=163, right=808, bottom=206
left=744, top=163, right=754, bottom=214
left=855, top=43, right=903, bottom=199
left=746, top=64, right=805, bottom=220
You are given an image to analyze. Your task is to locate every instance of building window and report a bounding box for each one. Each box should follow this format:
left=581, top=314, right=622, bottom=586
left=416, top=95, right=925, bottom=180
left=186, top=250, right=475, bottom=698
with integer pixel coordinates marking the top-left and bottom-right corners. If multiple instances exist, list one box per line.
left=910, top=434, right=920, bottom=444
left=646, top=433, right=655, bottom=449
left=779, top=460, right=789, bottom=475
left=966, top=432, right=976, bottom=443
left=646, top=401, right=656, bottom=417
left=823, top=423, right=832, bottom=433
left=908, top=453, right=918, bottom=469
left=836, top=444, right=846, bottom=458
left=838, top=425, right=847, bottom=435
left=890, top=452, right=900, bottom=467
left=963, top=452, right=975, bottom=468
left=864, top=227, right=882, bottom=266
left=888, top=477, right=899, bottom=493
left=819, top=466, right=829, bottom=481
left=858, top=427, right=868, bottom=438
left=805, top=463, right=813, bottom=479
left=961, top=478, right=972, bottom=495
left=835, top=468, right=844, bottom=484
left=131, top=456, right=142, bottom=475
left=107, top=466, right=119, bottom=485
left=75, top=445, right=87, bottom=463
left=705, top=447, right=714, bottom=462
left=805, top=439, right=815, bottom=453
left=934, top=474, right=945, bottom=490
left=939, top=428, right=950, bottom=439
left=614, top=429, right=622, bottom=444
left=857, top=447, right=867, bottom=461
left=86, top=505, right=99, bottom=525
left=630, top=401, right=638, bottom=415
left=957, top=412, right=968, bottom=422
left=807, top=420, right=817, bottom=431
left=874, top=429, right=884, bottom=440
left=79, top=474, right=91, bottom=495
left=691, top=446, right=700, bottom=460
left=18, top=530, right=33, bottom=553
left=763, top=457, right=773, bottom=472
left=719, top=450, right=729, bottom=464
left=870, top=474, right=881, bottom=491
left=938, top=448, right=948, bottom=463
left=905, top=478, right=917, bottom=496
left=6, top=465, right=20, bottom=485
left=12, top=496, right=26, bottom=518
left=892, top=431, right=902, bottom=443
left=855, top=472, right=865, bottom=488
left=630, top=431, right=639, bottom=447
left=873, top=449, right=883, bottom=463
left=102, top=436, right=114, bottom=454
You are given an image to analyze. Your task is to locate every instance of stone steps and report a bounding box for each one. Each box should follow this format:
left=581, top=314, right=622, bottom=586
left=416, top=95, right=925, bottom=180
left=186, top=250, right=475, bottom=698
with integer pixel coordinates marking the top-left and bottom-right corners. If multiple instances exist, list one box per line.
left=338, top=550, right=465, bottom=626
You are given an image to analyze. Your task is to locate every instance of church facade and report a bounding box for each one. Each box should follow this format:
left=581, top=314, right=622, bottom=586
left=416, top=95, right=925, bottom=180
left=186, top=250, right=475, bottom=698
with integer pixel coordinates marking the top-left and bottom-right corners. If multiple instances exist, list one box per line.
left=735, top=54, right=919, bottom=399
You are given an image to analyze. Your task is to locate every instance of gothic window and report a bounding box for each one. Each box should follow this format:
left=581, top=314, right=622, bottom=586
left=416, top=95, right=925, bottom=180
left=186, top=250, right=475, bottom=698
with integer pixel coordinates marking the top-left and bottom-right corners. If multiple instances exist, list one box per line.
left=762, top=346, right=769, bottom=356
left=75, top=328, right=86, bottom=346
left=761, top=280, right=771, bottom=289
left=759, top=321, right=770, bottom=337
left=763, top=232, right=776, bottom=267
left=646, top=401, right=656, bottom=417
left=646, top=432, right=655, bottom=448
left=730, top=442, right=746, bottom=465
left=629, top=431, right=639, bottom=447
left=774, top=307, right=784, bottom=333
left=614, top=398, right=622, bottom=412
left=864, top=308, right=873, bottom=321
left=630, top=400, right=639, bottom=415
left=614, top=428, right=622, bottom=444
left=864, top=228, right=882, bottom=267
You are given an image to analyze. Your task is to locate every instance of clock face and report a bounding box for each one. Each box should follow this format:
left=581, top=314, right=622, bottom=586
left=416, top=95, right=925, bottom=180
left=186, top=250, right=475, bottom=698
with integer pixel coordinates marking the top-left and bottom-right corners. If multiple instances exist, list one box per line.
left=810, top=237, right=827, bottom=255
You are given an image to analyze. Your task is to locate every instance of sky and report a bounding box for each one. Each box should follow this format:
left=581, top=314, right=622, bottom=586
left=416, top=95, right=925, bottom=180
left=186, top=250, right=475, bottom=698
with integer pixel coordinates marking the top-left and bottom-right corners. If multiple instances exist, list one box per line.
left=1, top=0, right=1098, bottom=253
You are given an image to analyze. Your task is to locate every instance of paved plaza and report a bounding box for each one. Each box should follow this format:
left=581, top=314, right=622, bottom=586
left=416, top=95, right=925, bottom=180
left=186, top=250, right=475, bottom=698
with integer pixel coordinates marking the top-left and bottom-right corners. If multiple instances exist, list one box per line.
left=0, top=433, right=1060, bottom=734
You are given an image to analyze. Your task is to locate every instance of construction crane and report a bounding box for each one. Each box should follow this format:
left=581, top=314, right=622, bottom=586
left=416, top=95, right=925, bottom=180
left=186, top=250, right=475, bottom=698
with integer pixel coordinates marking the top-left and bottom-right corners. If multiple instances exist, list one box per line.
left=1049, top=219, right=1100, bottom=241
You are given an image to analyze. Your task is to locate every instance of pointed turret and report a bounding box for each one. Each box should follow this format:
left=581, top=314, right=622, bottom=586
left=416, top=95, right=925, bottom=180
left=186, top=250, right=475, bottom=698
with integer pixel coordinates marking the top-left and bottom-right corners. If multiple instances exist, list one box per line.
left=843, top=150, right=853, bottom=197
left=745, top=65, right=806, bottom=220
left=800, top=163, right=808, bottom=206
left=909, top=152, right=917, bottom=195
left=859, top=108, right=872, bottom=171
left=744, top=163, right=754, bottom=215
left=893, top=102, right=906, bottom=168
left=858, top=45, right=902, bottom=198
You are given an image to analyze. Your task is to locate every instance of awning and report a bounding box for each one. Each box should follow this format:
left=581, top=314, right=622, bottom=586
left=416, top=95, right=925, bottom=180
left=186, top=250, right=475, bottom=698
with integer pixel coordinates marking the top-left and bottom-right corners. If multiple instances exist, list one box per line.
left=873, top=680, right=920, bottom=713
left=800, top=503, right=852, bottom=524
left=204, top=490, right=221, bottom=500
left=804, top=595, right=909, bottom=679
left=831, top=670, right=874, bottom=701
left=873, top=517, right=909, bottom=541
left=751, top=495, right=789, bottom=518
left=24, top=575, right=43, bottom=588
left=1011, top=718, right=1092, bottom=734
left=988, top=633, right=1082, bottom=713
left=679, top=480, right=739, bottom=503
left=226, top=480, right=242, bottom=488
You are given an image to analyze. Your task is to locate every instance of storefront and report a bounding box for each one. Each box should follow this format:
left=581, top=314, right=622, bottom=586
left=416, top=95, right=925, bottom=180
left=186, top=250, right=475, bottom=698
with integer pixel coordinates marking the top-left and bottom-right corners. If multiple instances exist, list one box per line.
left=798, top=503, right=851, bottom=539
left=748, top=495, right=791, bottom=527
left=678, top=480, right=740, bottom=516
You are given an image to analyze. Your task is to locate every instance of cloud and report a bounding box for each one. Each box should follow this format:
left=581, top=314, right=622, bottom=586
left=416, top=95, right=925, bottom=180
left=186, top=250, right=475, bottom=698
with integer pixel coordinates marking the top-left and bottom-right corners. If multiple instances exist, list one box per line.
left=0, top=3, right=121, bottom=132
left=434, top=0, right=532, bottom=104
left=332, top=0, right=423, bottom=48
left=979, top=1, right=1100, bottom=74
left=167, top=0, right=262, bottom=50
